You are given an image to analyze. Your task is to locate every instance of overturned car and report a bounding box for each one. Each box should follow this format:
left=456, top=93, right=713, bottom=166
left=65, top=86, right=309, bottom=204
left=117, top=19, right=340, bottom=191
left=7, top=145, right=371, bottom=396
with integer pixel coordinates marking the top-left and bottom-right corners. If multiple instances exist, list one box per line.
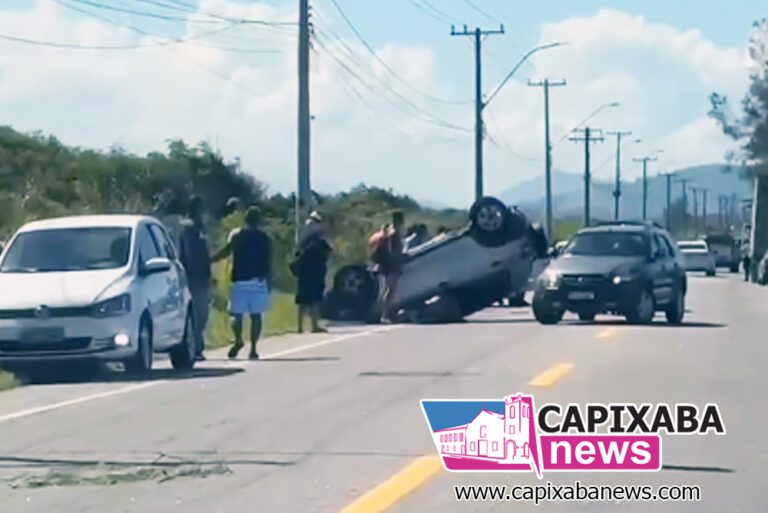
left=322, top=197, right=548, bottom=323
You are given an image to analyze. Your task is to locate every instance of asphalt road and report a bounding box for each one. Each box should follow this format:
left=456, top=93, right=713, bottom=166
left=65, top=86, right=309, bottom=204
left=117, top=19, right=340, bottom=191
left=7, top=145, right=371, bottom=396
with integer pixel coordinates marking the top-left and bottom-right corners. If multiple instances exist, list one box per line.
left=0, top=274, right=766, bottom=512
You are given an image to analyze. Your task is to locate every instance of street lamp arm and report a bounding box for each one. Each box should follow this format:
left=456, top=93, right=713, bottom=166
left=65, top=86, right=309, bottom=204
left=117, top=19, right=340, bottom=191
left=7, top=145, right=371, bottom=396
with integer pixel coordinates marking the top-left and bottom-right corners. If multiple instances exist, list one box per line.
left=484, top=41, right=567, bottom=107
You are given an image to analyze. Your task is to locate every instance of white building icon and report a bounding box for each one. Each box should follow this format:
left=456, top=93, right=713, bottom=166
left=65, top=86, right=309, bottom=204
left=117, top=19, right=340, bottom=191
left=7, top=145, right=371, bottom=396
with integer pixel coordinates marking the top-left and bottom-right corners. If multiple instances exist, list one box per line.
left=432, top=394, right=534, bottom=463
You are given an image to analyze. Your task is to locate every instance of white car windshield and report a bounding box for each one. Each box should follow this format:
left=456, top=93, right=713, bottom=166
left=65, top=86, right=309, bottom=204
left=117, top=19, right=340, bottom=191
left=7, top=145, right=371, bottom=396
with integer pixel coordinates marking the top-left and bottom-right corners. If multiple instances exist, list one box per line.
left=565, top=232, right=648, bottom=257
left=0, top=227, right=132, bottom=273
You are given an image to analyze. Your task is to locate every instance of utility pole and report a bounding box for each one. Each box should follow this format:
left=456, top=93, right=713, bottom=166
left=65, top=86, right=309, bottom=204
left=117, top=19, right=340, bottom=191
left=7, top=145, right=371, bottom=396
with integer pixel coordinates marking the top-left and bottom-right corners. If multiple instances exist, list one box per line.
left=691, top=187, right=700, bottom=235
left=677, top=178, right=692, bottom=235
left=701, top=188, right=709, bottom=233
left=528, top=78, right=566, bottom=237
left=450, top=25, right=504, bottom=201
left=633, top=156, right=658, bottom=220
left=570, top=127, right=604, bottom=227
left=663, top=173, right=674, bottom=231
left=606, top=130, right=632, bottom=220
left=296, top=0, right=311, bottom=243
left=718, top=195, right=725, bottom=227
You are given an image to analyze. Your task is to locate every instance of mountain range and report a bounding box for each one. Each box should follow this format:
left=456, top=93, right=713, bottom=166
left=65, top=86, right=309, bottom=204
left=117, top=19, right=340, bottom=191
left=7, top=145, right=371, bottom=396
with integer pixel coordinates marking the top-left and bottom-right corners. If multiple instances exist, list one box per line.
left=498, top=164, right=752, bottom=222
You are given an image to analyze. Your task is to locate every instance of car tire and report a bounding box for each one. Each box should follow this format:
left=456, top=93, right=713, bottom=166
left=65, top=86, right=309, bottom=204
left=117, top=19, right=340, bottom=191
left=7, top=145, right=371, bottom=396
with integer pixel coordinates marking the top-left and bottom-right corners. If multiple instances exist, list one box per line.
left=578, top=312, right=596, bottom=322
left=706, top=269, right=716, bottom=277
left=469, top=197, right=512, bottom=247
left=532, top=293, right=564, bottom=325
left=170, top=311, right=196, bottom=371
left=125, top=316, right=153, bottom=374
left=729, top=264, right=739, bottom=273
left=332, top=265, right=377, bottom=320
left=665, top=286, right=685, bottom=325
left=626, top=288, right=655, bottom=325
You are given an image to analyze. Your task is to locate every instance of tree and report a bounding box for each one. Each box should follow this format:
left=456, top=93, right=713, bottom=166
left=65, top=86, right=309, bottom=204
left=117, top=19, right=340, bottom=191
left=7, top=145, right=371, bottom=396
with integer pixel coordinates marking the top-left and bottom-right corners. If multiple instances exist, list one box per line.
left=709, top=19, right=768, bottom=175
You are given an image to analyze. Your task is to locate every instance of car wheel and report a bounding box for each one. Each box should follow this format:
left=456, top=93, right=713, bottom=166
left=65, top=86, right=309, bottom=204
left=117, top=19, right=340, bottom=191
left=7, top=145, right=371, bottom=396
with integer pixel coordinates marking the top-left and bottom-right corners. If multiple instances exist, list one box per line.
left=578, top=312, right=596, bottom=322
left=469, top=197, right=511, bottom=247
left=333, top=265, right=377, bottom=320
left=125, top=316, right=153, bottom=374
left=170, top=311, right=196, bottom=371
left=729, top=264, right=739, bottom=273
left=706, top=269, right=716, bottom=277
left=626, top=288, right=655, bottom=325
left=532, top=293, right=563, bottom=325
left=665, top=286, right=685, bottom=325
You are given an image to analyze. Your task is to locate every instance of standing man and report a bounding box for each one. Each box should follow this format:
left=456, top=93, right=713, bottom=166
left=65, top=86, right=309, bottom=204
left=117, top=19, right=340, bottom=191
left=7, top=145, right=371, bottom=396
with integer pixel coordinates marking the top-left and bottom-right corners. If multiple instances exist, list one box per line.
left=293, top=212, right=332, bottom=333
left=381, top=211, right=405, bottom=323
left=212, top=206, right=272, bottom=360
left=178, top=196, right=212, bottom=361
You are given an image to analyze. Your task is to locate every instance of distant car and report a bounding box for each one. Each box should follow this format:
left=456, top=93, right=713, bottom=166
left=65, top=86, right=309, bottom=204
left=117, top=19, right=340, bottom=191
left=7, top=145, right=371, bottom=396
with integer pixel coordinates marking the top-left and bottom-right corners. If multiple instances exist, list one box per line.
left=0, top=215, right=196, bottom=376
left=704, top=233, right=740, bottom=273
left=532, top=221, right=687, bottom=325
left=677, top=240, right=716, bottom=276
left=758, top=250, right=768, bottom=285
left=324, top=197, right=547, bottom=322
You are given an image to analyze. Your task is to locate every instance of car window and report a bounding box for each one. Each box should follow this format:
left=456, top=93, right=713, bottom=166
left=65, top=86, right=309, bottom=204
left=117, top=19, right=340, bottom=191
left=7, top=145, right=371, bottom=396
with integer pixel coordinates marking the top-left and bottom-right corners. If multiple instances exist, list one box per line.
left=678, top=242, right=707, bottom=251
left=0, top=227, right=132, bottom=272
left=137, top=225, right=161, bottom=263
left=148, top=223, right=176, bottom=260
left=653, top=235, right=669, bottom=258
left=565, top=232, right=648, bottom=257
left=662, top=235, right=678, bottom=256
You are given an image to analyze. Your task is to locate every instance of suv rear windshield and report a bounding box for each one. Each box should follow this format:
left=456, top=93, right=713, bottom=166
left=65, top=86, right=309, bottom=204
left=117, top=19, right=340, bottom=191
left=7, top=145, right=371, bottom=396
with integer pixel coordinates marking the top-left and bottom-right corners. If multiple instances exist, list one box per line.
left=0, top=227, right=132, bottom=273
left=678, top=242, right=707, bottom=251
left=565, top=232, right=649, bottom=257
left=705, top=235, right=735, bottom=246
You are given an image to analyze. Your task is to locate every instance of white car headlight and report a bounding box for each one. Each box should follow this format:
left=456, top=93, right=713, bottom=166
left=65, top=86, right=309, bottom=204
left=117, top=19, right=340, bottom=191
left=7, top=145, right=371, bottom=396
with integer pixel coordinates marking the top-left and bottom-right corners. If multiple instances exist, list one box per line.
left=93, top=294, right=131, bottom=318
left=542, top=270, right=561, bottom=290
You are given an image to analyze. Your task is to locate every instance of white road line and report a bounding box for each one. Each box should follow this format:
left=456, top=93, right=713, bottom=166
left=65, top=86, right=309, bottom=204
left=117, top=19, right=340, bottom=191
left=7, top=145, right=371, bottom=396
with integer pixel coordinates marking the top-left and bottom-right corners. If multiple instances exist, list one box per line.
left=0, top=326, right=400, bottom=425
left=225, top=325, right=401, bottom=368
left=0, top=382, right=162, bottom=425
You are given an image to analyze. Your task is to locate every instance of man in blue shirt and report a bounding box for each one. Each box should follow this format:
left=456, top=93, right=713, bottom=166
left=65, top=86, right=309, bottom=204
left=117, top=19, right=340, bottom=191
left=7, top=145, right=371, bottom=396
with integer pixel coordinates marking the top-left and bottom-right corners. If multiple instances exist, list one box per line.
left=213, top=207, right=272, bottom=360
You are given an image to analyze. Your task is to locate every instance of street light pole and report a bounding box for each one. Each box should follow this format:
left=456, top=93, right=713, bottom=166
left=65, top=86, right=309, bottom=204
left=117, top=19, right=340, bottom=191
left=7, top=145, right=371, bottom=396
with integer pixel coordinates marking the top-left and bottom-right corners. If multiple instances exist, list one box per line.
left=606, top=130, right=632, bottom=220
left=528, top=78, right=567, bottom=237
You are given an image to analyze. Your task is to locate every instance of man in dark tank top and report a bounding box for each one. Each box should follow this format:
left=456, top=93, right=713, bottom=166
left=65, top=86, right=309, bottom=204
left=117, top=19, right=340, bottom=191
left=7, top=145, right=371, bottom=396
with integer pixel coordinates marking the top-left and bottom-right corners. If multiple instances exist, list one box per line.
left=212, top=207, right=272, bottom=360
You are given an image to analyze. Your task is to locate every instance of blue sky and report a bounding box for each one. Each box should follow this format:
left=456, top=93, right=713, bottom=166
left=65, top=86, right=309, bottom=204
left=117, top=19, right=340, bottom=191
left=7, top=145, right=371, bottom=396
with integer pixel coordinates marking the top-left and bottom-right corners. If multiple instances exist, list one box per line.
left=0, top=1, right=764, bottom=206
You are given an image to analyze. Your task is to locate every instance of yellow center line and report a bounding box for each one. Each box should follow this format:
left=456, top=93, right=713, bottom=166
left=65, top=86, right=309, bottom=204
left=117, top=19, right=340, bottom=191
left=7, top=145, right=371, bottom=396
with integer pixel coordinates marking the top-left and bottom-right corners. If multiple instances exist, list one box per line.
left=597, top=327, right=618, bottom=340
left=528, top=362, right=575, bottom=387
left=339, top=456, right=442, bottom=513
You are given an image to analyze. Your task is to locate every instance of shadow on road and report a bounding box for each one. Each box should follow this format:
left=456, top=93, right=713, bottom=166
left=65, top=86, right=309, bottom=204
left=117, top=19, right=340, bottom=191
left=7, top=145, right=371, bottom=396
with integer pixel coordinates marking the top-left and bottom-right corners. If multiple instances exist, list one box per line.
left=0, top=454, right=293, bottom=470
left=13, top=366, right=244, bottom=386
left=466, top=318, right=537, bottom=325
left=662, top=464, right=735, bottom=473
left=561, top=320, right=727, bottom=329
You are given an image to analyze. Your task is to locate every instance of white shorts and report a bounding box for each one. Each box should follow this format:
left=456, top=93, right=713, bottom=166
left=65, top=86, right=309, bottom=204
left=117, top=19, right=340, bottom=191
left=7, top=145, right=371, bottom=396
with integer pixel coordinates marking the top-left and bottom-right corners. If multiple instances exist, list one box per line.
left=229, top=279, right=271, bottom=315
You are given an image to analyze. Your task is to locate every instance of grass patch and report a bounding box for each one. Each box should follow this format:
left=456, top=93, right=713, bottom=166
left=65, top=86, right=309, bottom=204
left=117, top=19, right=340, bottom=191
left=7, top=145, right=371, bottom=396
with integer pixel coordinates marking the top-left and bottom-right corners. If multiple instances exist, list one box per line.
left=207, top=292, right=297, bottom=349
left=207, top=261, right=297, bottom=349
left=0, top=370, right=20, bottom=392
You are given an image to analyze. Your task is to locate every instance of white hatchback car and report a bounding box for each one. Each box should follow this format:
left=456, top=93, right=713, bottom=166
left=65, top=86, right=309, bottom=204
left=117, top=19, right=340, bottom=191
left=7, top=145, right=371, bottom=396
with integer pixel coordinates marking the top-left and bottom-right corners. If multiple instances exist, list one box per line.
left=0, top=215, right=196, bottom=374
left=677, top=240, right=717, bottom=276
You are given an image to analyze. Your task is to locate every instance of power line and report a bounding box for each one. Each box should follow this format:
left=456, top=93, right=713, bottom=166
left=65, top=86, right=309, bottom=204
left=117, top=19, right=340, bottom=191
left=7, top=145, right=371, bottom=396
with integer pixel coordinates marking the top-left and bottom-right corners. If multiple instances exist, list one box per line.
left=484, top=107, right=541, bottom=163
left=0, top=24, right=283, bottom=52
left=53, top=0, right=267, bottom=94
left=78, top=0, right=296, bottom=27
left=404, top=0, right=452, bottom=25
left=327, top=0, right=471, bottom=105
left=463, top=0, right=503, bottom=24
left=314, top=34, right=470, bottom=133
left=420, top=0, right=460, bottom=24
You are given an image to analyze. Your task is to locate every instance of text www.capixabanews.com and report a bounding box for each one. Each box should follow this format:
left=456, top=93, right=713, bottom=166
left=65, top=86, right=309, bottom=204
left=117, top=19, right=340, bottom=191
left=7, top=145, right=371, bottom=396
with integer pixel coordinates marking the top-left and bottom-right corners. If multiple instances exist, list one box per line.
left=454, top=481, right=701, bottom=505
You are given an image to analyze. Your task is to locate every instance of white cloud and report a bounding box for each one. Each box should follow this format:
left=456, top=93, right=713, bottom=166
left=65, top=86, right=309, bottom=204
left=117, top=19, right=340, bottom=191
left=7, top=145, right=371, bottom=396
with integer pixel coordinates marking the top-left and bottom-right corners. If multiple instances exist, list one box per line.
left=0, top=2, right=750, bottom=207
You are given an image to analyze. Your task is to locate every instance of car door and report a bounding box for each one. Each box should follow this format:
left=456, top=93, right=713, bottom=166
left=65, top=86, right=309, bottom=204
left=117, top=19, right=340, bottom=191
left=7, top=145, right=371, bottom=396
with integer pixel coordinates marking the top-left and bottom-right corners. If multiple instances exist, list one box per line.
left=651, top=233, right=675, bottom=306
left=136, top=223, right=174, bottom=349
left=663, top=234, right=686, bottom=293
left=148, top=223, right=186, bottom=345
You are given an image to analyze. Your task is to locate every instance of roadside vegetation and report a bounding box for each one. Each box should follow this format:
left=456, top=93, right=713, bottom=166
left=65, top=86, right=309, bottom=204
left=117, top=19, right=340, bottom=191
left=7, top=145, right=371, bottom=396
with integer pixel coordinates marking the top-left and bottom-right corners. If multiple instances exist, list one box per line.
left=0, top=127, right=467, bottom=371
